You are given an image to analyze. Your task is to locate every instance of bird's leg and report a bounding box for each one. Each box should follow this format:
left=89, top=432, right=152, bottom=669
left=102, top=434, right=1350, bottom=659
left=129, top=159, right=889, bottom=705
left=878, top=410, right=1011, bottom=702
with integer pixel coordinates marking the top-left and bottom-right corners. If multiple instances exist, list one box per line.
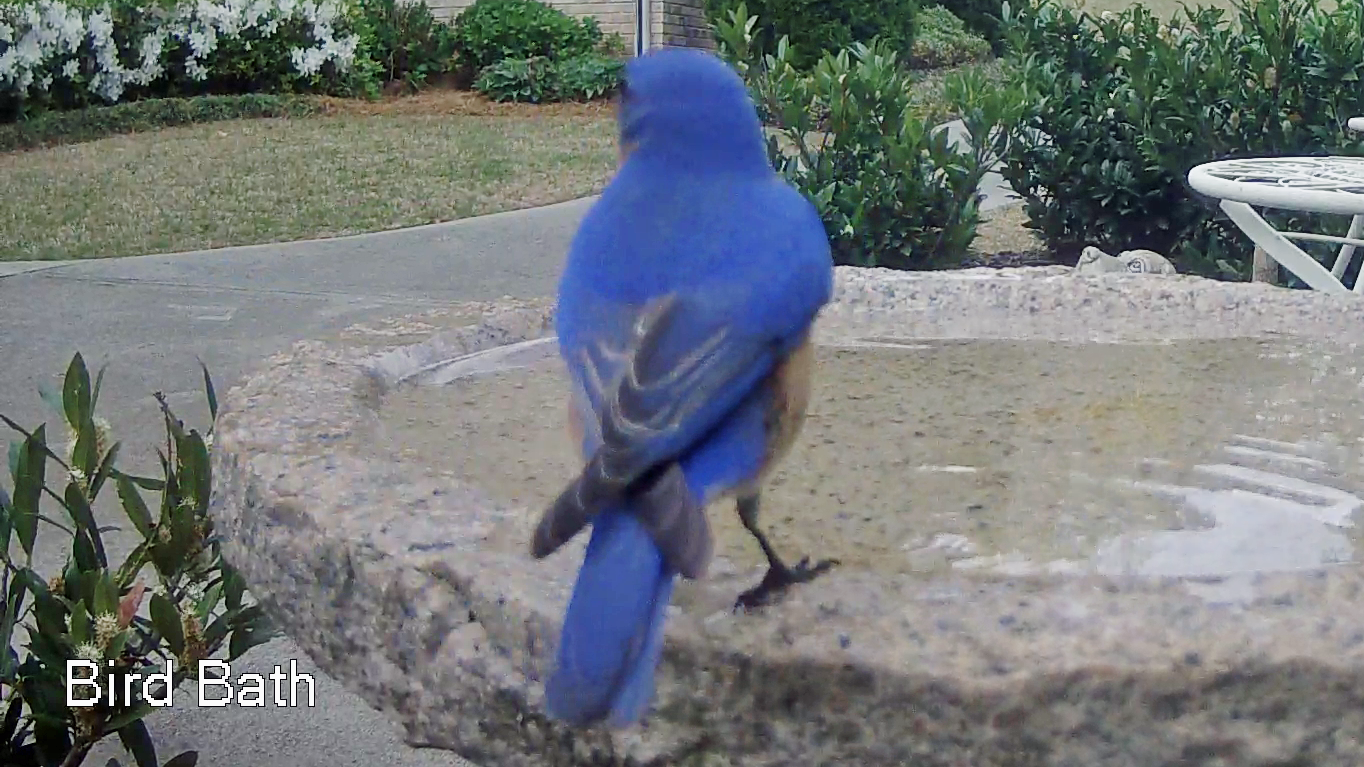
left=732, top=491, right=838, bottom=612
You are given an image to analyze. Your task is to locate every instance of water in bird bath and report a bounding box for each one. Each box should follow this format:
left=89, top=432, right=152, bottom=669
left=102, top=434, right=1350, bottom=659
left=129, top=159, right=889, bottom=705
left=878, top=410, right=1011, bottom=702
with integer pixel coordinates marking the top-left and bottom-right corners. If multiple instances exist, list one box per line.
left=354, top=335, right=1364, bottom=583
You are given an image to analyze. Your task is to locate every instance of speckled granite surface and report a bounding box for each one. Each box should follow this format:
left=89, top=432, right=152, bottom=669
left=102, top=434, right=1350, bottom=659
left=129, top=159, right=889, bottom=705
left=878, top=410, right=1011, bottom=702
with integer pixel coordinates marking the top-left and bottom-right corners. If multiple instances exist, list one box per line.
left=211, top=267, right=1364, bottom=767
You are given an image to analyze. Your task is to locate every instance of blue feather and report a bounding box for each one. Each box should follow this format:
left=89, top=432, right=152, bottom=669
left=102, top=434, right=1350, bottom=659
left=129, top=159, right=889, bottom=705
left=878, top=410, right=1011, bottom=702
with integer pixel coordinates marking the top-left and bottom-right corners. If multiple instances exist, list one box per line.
left=543, top=47, right=833, bottom=728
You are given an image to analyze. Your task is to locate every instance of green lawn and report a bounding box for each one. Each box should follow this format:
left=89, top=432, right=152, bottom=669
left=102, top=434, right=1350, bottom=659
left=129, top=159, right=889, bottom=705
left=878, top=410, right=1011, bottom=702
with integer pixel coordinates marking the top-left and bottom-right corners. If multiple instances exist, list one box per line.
left=0, top=113, right=618, bottom=260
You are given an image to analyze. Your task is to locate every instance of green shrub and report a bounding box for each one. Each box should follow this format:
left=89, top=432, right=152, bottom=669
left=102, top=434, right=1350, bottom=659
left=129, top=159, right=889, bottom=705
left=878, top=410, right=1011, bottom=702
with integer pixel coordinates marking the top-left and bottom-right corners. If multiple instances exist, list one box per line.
left=473, top=56, right=557, bottom=102
left=473, top=52, right=623, bottom=103
left=351, top=0, right=459, bottom=89
left=928, top=0, right=1009, bottom=54
left=0, top=94, right=321, bottom=152
left=0, top=353, right=277, bottom=767
left=706, top=0, right=918, bottom=70
left=451, top=0, right=601, bottom=72
left=997, top=0, right=1364, bottom=278
left=909, top=6, right=992, bottom=68
left=552, top=53, right=626, bottom=100
left=715, top=4, right=1020, bottom=269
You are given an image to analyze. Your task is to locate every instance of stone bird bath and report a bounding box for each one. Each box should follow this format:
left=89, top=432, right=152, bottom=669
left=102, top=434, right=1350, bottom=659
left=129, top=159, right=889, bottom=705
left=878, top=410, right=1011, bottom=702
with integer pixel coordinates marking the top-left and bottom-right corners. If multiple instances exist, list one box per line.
left=211, top=267, right=1364, bottom=767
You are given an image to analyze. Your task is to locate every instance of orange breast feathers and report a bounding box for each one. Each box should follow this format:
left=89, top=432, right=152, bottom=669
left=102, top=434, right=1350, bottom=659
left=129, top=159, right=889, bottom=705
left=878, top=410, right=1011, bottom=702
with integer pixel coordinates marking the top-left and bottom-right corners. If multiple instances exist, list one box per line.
left=759, top=334, right=815, bottom=479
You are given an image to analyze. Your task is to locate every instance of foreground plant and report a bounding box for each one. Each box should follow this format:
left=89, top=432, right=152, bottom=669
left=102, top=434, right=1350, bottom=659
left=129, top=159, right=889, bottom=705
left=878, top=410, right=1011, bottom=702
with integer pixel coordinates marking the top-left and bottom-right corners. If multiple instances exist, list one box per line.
left=0, top=353, right=277, bottom=767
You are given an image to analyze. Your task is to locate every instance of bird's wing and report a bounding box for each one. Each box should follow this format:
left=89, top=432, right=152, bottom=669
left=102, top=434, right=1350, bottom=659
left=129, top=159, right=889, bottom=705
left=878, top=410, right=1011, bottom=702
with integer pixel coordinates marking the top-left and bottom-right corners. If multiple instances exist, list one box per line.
left=532, top=291, right=790, bottom=562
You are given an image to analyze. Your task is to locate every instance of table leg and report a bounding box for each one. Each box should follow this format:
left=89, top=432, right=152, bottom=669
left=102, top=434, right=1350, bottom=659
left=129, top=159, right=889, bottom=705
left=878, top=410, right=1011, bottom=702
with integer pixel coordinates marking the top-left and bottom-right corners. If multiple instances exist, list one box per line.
left=1333, top=214, right=1364, bottom=293
left=1219, top=200, right=1351, bottom=296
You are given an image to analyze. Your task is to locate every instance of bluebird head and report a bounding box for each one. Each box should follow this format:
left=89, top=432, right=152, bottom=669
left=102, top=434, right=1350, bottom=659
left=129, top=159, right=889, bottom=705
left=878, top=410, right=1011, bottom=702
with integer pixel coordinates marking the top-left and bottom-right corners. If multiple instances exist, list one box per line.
left=617, top=48, right=769, bottom=173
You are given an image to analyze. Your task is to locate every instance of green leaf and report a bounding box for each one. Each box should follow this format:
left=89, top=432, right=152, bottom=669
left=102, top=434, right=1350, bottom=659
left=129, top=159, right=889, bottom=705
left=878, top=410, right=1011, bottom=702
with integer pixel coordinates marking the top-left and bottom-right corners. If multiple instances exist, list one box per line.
left=106, top=628, right=129, bottom=661
left=117, top=718, right=158, bottom=767
left=10, top=426, right=47, bottom=558
left=158, top=396, right=186, bottom=445
left=0, top=695, right=22, bottom=745
left=163, top=751, right=199, bottom=767
left=195, top=582, right=222, bottom=623
left=149, top=593, right=184, bottom=655
left=72, top=529, right=99, bottom=572
left=160, top=499, right=197, bottom=577
left=72, top=421, right=99, bottom=484
left=223, top=567, right=245, bottom=611
left=115, top=471, right=166, bottom=492
left=0, top=572, right=27, bottom=677
left=163, top=753, right=198, bottom=767
left=199, top=360, right=218, bottom=426
left=104, top=700, right=154, bottom=731
left=65, top=482, right=107, bottom=568
left=63, top=353, right=92, bottom=431
left=116, top=476, right=154, bottom=539
left=6, top=440, right=17, bottom=482
left=34, top=718, right=72, bottom=765
left=24, top=625, right=73, bottom=676
left=90, top=440, right=122, bottom=501
left=228, top=623, right=273, bottom=660
left=0, top=485, right=12, bottom=556
left=115, top=539, right=150, bottom=590
left=181, top=431, right=211, bottom=511
left=94, top=574, right=118, bottom=618
left=70, top=599, right=92, bottom=645
left=63, top=555, right=83, bottom=603
left=91, top=363, right=108, bottom=414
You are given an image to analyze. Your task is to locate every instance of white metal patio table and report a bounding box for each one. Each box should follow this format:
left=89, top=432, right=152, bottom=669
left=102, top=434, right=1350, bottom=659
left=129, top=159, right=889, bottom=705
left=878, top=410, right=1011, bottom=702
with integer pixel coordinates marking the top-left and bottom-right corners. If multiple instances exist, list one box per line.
left=1188, top=121, right=1364, bottom=296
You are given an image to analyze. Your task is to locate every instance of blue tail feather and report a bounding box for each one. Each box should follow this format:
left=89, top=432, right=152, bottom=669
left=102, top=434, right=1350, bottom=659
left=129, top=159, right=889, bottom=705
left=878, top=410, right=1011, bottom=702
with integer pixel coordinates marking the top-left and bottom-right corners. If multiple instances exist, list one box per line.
left=545, top=506, right=677, bottom=727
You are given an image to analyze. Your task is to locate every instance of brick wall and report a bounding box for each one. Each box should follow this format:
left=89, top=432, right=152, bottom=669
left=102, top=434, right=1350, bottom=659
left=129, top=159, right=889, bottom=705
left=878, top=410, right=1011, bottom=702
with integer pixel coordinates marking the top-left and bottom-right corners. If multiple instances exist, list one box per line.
left=422, top=0, right=714, bottom=52
left=652, top=0, right=715, bottom=51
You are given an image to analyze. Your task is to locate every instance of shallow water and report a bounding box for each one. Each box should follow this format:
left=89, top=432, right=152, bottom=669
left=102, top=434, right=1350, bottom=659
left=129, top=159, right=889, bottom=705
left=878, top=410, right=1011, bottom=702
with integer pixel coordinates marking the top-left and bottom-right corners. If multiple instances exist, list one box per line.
left=358, top=337, right=1364, bottom=580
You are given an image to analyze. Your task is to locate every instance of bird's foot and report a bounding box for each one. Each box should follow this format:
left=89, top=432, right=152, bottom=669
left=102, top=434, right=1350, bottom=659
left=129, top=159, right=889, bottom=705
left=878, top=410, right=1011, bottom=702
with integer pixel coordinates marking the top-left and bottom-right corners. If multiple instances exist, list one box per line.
left=733, top=556, right=838, bottom=613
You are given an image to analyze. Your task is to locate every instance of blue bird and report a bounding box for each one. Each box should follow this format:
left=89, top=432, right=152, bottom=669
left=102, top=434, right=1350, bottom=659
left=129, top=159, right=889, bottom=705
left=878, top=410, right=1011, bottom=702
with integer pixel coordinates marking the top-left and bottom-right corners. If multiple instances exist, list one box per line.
left=529, top=46, right=838, bottom=729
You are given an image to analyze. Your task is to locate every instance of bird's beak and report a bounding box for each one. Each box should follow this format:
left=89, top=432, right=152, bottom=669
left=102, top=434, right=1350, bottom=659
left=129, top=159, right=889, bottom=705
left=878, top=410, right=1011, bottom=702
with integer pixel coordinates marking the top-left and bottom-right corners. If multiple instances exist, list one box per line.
left=618, top=140, right=637, bottom=166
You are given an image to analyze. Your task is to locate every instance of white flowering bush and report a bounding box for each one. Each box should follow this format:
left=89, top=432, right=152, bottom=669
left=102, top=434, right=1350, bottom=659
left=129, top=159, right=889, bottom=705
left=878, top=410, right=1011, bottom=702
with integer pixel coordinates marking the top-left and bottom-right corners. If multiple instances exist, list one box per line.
left=0, top=353, right=275, bottom=767
left=0, top=0, right=366, bottom=119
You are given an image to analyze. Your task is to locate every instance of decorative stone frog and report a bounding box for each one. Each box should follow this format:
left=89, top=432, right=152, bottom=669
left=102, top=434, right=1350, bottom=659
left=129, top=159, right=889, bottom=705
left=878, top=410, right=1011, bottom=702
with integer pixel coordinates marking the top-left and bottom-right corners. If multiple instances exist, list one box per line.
left=1074, top=246, right=1178, bottom=275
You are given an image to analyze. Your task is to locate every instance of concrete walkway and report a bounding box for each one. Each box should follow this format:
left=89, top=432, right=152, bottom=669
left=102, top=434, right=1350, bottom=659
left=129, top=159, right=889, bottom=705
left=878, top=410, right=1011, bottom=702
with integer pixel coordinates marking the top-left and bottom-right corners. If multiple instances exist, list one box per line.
left=0, top=148, right=1017, bottom=766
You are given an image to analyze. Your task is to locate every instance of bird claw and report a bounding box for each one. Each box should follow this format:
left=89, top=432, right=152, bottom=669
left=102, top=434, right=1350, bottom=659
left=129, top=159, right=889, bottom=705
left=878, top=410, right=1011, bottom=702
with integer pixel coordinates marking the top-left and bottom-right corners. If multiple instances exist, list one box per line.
left=732, top=556, right=839, bottom=613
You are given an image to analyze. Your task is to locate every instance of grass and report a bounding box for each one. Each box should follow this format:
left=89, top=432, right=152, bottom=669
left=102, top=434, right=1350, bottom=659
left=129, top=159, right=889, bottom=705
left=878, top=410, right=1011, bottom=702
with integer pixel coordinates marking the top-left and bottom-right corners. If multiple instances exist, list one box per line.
left=0, top=95, right=617, bottom=260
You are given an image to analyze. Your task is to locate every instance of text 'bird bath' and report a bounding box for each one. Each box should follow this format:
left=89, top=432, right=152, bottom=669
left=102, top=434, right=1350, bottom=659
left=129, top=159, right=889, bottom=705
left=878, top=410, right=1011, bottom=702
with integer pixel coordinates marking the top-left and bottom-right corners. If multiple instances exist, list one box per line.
left=211, top=268, right=1364, bottom=767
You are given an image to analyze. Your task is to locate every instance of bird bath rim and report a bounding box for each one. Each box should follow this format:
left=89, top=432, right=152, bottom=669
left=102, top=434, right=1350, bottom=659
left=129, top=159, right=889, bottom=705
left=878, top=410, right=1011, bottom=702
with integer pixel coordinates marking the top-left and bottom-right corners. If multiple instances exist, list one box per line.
left=209, top=266, right=1364, bottom=767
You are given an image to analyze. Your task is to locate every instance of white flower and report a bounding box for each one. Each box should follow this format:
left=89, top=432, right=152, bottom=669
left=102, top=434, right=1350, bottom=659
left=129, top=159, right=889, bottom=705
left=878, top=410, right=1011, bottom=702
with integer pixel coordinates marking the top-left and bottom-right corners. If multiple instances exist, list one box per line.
left=0, top=49, right=16, bottom=83
left=75, top=641, right=103, bottom=664
left=2, top=0, right=352, bottom=105
left=93, top=612, right=121, bottom=647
